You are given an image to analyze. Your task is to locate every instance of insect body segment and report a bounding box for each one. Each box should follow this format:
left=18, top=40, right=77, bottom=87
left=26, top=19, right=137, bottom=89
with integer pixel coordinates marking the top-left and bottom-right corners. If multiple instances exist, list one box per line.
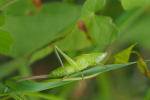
left=48, top=52, right=107, bottom=79
left=15, top=46, right=107, bottom=82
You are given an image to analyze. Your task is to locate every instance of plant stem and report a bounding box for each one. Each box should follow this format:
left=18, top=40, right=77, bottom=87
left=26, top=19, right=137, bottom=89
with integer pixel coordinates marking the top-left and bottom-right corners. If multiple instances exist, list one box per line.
left=0, top=0, right=18, bottom=10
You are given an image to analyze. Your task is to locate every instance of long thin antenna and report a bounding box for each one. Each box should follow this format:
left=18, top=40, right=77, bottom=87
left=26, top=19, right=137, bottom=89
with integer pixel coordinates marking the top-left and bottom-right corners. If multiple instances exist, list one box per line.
left=106, top=18, right=120, bottom=53
left=106, top=27, right=115, bottom=53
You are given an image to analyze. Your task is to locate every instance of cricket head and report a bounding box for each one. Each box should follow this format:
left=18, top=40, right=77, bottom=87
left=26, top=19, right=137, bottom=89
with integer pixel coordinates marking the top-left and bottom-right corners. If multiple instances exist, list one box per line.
left=83, top=52, right=107, bottom=66
left=95, top=52, right=107, bottom=64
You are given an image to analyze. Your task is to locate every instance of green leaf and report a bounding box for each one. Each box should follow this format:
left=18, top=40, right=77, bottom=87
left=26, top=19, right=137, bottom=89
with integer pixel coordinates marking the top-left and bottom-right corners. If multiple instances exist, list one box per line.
left=0, top=10, right=5, bottom=27
left=5, top=87, right=27, bottom=100
left=136, top=53, right=150, bottom=79
left=79, top=0, right=118, bottom=46
left=23, top=92, right=66, bottom=100
left=0, top=30, right=14, bottom=53
left=121, top=0, right=150, bottom=10
left=1, top=1, right=80, bottom=57
left=113, top=43, right=137, bottom=64
left=55, top=0, right=118, bottom=51
left=5, top=61, right=139, bottom=92
left=55, top=24, right=91, bottom=51
left=29, top=46, right=53, bottom=64
left=137, top=60, right=147, bottom=75
left=0, top=83, right=7, bottom=96
left=28, top=24, right=77, bottom=64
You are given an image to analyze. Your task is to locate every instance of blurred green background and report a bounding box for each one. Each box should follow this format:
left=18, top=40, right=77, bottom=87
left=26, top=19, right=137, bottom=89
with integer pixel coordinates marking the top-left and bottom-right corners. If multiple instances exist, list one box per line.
left=0, top=0, right=150, bottom=100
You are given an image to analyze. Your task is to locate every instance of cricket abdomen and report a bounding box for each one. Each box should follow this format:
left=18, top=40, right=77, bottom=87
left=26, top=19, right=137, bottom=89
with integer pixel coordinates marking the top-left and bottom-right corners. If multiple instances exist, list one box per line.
left=49, top=53, right=107, bottom=78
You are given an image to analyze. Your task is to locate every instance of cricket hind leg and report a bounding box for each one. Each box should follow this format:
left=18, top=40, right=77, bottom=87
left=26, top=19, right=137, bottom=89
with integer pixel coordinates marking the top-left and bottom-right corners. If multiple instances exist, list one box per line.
left=59, top=75, right=68, bottom=82
left=54, top=46, right=69, bottom=82
left=75, top=69, right=84, bottom=81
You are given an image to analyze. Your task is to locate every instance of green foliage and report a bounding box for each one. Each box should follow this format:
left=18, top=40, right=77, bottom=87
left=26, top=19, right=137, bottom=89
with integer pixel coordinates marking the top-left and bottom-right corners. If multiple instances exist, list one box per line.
left=0, top=0, right=150, bottom=100
left=23, top=92, right=66, bottom=100
left=0, top=10, right=14, bottom=53
left=137, top=57, right=150, bottom=79
left=0, top=11, right=5, bottom=26
left=121, top=0, right=150, bottom=10
left=80, top=0, right=118, bottom=45
left=130, top=51, right=150, bottom=79
left=113, top=43, right=137, bottom=64
left=5, top=61, right=137, bottom=92
left=0, top=56, right=28, bottom=79
left=5, top=87, right=27, bottom=100
left=1, top=0, right=80, bottom=57
left=120, top=13, right=150, bottom=51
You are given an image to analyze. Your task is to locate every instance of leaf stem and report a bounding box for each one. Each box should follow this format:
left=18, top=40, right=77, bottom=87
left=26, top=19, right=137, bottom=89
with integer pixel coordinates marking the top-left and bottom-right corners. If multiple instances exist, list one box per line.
left=0, top=0, right=18, bottom=10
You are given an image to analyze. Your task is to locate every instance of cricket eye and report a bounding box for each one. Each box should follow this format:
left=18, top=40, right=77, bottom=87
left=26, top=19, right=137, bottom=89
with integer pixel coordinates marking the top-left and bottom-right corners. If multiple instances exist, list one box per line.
left=101, top=54, right=105, bottom=57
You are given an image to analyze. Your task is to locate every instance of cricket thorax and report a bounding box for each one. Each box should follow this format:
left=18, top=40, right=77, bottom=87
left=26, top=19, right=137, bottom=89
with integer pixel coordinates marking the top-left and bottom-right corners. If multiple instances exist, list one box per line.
left=73, top=53, right=107, bottom=71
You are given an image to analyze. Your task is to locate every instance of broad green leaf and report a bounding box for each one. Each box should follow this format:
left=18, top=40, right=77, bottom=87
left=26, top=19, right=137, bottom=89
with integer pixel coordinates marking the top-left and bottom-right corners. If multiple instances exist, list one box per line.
left=0, top=30, right=14, bottom=53
left=0, top=0, right=10, bottom=7
left=29, top=46, right=53, bottom=64
left=55, top=0, right=118, bottom=51
left=121, top=0, right=150, bottom=10
left=113, top=43, right=137, bottom=64
left=5, top=61, right=138, bottom=92
left=79, top=0, right=118, bottom=46
left=5, top=88, right=27, bottom=100
left=1, top=1, right=81, bottom=58
left=28, top=24, right=77, bottom=64
left=0, top=10, right=5, bottom=27
left=55, top=25, right=91, bottom=51
left=3, top=0, right=34, bottom=16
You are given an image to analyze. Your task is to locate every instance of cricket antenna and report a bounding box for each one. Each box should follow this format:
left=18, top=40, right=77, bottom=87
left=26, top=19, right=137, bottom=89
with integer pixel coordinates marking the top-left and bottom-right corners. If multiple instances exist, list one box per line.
left=106, top=26, right=115, bottom=53
left=106, top=17, right=119, bottom=53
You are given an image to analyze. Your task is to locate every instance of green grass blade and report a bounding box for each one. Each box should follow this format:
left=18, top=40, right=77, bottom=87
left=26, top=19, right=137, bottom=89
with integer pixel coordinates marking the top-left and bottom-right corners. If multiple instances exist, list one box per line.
left=23, top=92, right=67, bottom=100
left=5, top=60, right=146, bottom=92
